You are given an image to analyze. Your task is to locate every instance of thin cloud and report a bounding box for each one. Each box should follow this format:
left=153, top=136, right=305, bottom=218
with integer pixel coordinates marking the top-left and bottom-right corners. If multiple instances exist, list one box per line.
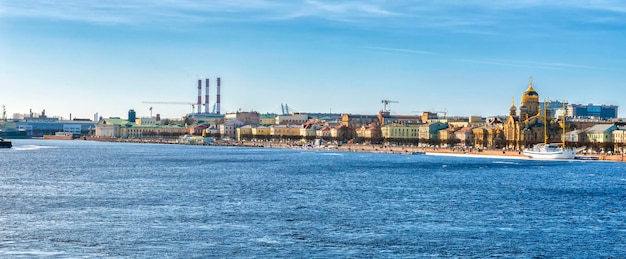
left=1, top=0, right=624, bottom=29
left=458, top=58, right=602, bottom=71
left=362, top=46, right=435, bottom=55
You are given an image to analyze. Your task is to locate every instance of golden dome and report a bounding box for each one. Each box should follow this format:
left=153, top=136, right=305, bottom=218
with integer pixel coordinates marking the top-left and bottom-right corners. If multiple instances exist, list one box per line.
left=522, top=76, right=539, bottom=97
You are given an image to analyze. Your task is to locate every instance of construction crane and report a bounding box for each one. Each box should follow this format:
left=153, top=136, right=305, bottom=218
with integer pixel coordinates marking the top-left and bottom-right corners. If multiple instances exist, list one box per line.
left=381, top=100, right=399, bottom=112
left=142, top=101, right=197, bottom=114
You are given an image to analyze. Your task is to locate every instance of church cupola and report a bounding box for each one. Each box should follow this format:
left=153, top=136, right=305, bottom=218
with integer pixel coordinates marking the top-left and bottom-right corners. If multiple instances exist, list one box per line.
left=519, top=76, right=540, bottom=119
left=509, top=97, right=517, bottom=116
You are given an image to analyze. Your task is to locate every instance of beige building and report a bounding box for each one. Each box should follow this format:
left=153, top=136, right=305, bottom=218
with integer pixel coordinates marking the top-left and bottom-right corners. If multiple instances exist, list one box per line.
left=276, top=113, right=308, bottom=125
left=95, top=118, right=186, bottom=138
left=454, top=127, right=475, bottom=147
left=224, top=111, right=260, bottom=125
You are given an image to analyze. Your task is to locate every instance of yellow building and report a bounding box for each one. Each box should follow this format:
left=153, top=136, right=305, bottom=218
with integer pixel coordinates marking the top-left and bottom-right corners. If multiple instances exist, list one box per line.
left=381, top=123, right=420, bottom=140
left=585, top=124, right=617, bottom=143
left=270, top=125, right=301, bottom=138
left=236, top=125, right=253, bottom=140
left=472, top=126, right=504, bottom=148
left=260, top=114, right=277, bottom=125
left=438, top=127, right=457, bottom=146
left=252, top=126, right=271, bottom=139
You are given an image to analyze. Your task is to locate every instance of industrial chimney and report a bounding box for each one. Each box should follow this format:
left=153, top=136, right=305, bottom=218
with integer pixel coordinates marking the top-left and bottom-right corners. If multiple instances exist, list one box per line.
left=216, top=77, right=221, bottom=115
left=197, top=80, right=202, bottom=114
left=205, top=78, right=210, bottom=114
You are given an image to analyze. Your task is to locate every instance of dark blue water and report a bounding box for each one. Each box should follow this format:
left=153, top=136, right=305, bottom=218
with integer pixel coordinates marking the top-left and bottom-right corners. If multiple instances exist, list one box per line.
left=1, top=139, right=625, bottom=258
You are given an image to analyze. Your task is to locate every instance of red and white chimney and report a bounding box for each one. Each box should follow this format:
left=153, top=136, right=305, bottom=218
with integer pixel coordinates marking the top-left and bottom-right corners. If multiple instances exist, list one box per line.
left=205, top=78, right=210, bottom=114
left=197, top=79, right=202, bottom=114
left=216, top=77, right=221, bottom=115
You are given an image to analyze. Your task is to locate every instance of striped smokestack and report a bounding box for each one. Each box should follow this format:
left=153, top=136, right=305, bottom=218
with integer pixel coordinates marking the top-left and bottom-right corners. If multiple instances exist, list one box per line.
left=197, top=79, right=202, bottom=114
left=205, top=78, right=210, bottom=114
left=216, top=77, right=221, bottom=115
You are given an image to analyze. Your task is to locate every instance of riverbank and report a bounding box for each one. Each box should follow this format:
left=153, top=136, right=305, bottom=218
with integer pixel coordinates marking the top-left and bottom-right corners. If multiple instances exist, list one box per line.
left=83, top=137, right=625, bottom=162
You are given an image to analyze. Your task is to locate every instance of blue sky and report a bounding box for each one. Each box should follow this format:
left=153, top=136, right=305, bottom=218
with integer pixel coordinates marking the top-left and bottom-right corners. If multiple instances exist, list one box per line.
left=1, top=0, right=625, bottom=119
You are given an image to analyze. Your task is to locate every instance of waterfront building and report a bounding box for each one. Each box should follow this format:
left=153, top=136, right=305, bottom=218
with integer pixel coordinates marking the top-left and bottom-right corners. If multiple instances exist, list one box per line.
left=270, top=125, right=301, bottom=139
left=612, top=128, right=626, bottom=153
left=300, top=122, right=321, bottom=139
left=236, top=125, right=253, bottom=140
left=316, top=126, right=332, bottom=139
left=95, top=118, right=126, bottom=137
left=454, top=126, right=475, bottom=147
left=377, top=111, right=421, bottom=126
left=94, top=118, right=186, bottom=138
left=567, top=104, right=618, bottom=119
left=17, top=117, right=95, bottom=137
left=276, top=113, right=308, bottom=125
left=381, top=123, right=420, bottom=140
left=251, top=126, right=271, bottom=140
left=219, top=120, right=245, bottom=139
left=472, top=126, right=504, bottom=148
left=135, top=117, right=157, bottom=125
left=438, top=127, right=457, bottom=146
left=224, top=111, right=260, bottom=125
left=330, top=125, right=353, bottom=141
left=585, top=124, right=617, bottom=143
left=341, top=114, right=379, bottom=128
left=418, top=122, right=448, bottom=142
left=565, top=129, right=587, bottom=143
left=356, top=125, right=382, bottom=143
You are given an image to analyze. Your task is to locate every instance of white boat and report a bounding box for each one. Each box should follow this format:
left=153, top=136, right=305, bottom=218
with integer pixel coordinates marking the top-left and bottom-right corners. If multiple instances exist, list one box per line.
left=523, top=143, right=576, bottom=159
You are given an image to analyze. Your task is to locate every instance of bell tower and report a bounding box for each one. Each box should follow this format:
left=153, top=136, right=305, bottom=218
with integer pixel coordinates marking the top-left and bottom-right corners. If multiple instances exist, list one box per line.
left=509, top=97, right=517, bottom=117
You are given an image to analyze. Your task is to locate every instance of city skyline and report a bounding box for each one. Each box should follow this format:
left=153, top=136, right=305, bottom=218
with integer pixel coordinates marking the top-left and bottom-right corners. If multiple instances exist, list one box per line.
left=1, top=1, right=625, bottom=119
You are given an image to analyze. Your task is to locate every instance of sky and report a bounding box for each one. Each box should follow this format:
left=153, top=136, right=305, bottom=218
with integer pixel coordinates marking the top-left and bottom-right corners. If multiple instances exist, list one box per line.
left=1, top=0, right=625, bottom=119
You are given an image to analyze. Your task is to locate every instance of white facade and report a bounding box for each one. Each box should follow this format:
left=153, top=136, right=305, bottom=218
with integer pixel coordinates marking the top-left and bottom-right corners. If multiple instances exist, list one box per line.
left=276, top=114, right=308, bottom=125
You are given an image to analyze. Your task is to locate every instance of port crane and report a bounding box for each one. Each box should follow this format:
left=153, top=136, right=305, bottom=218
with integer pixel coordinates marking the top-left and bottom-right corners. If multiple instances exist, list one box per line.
left=381, top=100, right=399, bottom=112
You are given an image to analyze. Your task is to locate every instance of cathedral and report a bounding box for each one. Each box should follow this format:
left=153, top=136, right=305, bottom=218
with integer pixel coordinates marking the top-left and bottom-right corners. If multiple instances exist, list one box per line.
left=504, top=77, right=564, bottom=150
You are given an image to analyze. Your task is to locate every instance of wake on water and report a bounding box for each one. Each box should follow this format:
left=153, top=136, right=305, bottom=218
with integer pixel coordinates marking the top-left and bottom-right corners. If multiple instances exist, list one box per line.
left=11, top=145, right=59, bottom=151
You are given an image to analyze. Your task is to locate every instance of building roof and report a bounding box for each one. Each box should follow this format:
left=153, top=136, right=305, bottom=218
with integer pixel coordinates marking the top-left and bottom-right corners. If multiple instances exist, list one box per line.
left=586, top=124, right=615, bottom=133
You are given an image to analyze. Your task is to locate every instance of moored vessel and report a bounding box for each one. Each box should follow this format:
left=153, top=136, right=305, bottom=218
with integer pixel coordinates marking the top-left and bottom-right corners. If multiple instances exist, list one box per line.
left=0, top=137, right=12, bottom=148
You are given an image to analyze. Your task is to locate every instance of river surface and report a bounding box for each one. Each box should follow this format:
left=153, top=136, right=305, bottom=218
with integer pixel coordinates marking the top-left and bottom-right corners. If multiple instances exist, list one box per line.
left=1, top=139, right=625, bottom=258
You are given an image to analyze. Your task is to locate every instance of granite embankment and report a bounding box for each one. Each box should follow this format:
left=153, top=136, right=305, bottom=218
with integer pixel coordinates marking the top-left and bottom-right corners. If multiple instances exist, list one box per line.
left=83, top=137, right=625, bottom=162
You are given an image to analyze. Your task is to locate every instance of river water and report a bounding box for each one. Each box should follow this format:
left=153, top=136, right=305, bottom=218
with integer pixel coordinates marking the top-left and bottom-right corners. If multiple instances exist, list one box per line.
left=1, top=139, right=625, bottom=258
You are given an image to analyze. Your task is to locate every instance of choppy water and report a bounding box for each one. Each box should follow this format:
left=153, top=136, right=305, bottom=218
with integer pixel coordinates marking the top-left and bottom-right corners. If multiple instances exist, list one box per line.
left=1, top=139, right=625, bottom=258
